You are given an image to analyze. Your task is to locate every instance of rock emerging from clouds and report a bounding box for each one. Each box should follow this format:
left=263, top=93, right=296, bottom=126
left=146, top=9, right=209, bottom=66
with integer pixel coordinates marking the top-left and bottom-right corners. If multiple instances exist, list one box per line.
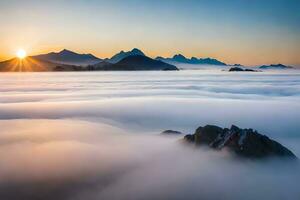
left=161, top=130, right=183, bottom=135
left=229, top=67, right=258, bottom=72
left=184, top=125, right=297, bottom=159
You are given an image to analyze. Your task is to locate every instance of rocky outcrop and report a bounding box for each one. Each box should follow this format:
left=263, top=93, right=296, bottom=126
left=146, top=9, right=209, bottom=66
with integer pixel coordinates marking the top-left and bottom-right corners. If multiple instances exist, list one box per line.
left=229, top=67, right=244, bottom=71
left=229, top=67, right=257, bottom=72
left=184, top=125, right=296, bottom=159
left=161, top=130, right=183, bottom=135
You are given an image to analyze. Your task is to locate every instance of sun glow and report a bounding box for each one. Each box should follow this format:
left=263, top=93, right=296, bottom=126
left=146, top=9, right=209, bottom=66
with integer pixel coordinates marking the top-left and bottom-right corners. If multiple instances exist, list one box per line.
left=16, top=49, right=27, bottom=59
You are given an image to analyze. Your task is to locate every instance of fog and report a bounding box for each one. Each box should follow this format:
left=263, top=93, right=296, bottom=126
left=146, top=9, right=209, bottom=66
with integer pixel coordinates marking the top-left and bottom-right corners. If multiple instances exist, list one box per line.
left=0, top=70, right=300, bottom=200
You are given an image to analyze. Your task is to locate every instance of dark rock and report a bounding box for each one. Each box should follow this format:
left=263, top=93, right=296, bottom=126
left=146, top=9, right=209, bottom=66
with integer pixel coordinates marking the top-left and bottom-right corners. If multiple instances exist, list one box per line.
left=184, top=125, right=297, bottom=159
left=244, top=69, right=256, bottom=72
left=184, top=134, right=195, bottom=141
left=229, top=67, right=257, bottom=72
left=229, top=67, right=244, bottom=71
left=161, top=130, right=183, bottom=135
left=162, top=67, right=178, bottom=71
left=194, top=125, right=223, bottom=144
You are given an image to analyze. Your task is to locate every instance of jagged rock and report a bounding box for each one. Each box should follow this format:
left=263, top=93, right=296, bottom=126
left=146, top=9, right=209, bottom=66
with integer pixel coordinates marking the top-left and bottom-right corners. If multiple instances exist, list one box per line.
left=161, top=130, right=183, bottom=135
left=184, top=125, right=297, bottom=159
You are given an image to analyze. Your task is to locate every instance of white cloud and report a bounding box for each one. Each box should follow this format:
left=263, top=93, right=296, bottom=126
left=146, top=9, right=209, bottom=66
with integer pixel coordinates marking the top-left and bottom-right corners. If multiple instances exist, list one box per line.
left=0, top=70, right=299, bottom=199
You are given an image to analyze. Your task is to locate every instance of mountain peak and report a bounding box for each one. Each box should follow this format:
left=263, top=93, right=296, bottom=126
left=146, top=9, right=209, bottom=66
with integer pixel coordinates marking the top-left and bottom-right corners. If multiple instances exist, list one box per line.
left=173, top=54, right=186, bottom=59
left=59, top=49, right=74, bottom=54
left=131, top=48, right=144, bottom=55
left=108, top=55, right=178, bottom=71
left=108, top=48, right=145, bottom=63
left=58, top=49, right=77, bottom=54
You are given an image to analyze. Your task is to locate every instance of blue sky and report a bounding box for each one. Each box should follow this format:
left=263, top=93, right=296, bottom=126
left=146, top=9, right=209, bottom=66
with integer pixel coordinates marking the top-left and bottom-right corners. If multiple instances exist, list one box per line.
left=0, top=0, right=299, bottom=65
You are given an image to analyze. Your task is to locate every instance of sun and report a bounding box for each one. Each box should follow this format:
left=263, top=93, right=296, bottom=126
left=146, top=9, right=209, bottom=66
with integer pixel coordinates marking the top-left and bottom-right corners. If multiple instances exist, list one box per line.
left=16, top=49, right=27, bottom=59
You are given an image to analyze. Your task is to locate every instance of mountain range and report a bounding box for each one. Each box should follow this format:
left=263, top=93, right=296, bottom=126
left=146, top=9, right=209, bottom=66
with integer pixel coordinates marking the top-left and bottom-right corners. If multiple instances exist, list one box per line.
left=0, top=48, right=296, bottom=72
left=0, top=49, right=178, bottom=72
left=57, top=55, right=178, bottom=71
left=259, top=64, right=293, bottom=69
left=156, top=54, right=227, bottom=66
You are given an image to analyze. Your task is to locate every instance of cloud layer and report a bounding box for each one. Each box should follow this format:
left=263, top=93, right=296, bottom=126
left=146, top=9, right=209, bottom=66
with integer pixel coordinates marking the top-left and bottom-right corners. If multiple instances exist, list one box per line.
left=0, top=70, right=300, bottom=200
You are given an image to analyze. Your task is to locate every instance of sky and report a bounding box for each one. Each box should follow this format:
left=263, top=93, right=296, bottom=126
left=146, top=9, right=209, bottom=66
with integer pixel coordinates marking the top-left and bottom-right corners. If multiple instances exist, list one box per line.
left=0, top=0, right=299, bottom=66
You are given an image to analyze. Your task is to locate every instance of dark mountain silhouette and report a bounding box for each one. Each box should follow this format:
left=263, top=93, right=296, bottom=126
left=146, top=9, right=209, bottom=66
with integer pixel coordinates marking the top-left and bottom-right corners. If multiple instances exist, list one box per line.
left=2, top=49, right=296, bottom=72
left=90, top=55, right=178, bottom=71
left=0, top=54, right=178, bottom=72
left=156, top=54, right=227, bottom=66
left=106, top=48, right=145, bottom=63
left=33, top=49, right=102, bottom=66
left=259, top=64, right=293, bottom=69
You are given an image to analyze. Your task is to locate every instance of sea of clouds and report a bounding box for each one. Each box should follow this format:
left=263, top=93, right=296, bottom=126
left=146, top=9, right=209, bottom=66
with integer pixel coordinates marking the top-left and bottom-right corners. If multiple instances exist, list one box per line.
left=0, top=70, right=300, bottom=200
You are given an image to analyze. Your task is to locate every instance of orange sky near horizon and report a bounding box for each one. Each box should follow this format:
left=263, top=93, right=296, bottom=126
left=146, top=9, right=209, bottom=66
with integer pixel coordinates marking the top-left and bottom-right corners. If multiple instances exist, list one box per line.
left=1, top=43, right=299, bottom=67
left=0, top=0, right=299, bottom=67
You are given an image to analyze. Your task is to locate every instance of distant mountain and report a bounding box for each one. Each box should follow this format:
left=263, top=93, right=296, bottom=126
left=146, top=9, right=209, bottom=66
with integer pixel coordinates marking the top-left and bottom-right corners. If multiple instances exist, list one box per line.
left=259, top=64, right=293, bottom=69
left=4, top=49, right=296, bottom=72
left=0, top=54, right=178, bottom=72
left=90, top=55, right=178, bottom=71
left=156, top=54, right=227, bottom=66
left=106, top=48, right=145, bottom=63
left=33, top=49, right=102, bottom=66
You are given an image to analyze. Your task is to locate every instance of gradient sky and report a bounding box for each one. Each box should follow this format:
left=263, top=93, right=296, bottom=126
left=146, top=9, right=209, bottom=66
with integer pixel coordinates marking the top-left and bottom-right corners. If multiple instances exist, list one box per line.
left=0, top=0, right=299, bottom=66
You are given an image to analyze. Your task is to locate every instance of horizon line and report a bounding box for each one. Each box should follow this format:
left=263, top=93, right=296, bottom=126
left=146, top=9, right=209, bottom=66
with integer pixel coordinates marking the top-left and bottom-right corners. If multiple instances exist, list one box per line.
left=1, top=47, right=298, bottom=68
